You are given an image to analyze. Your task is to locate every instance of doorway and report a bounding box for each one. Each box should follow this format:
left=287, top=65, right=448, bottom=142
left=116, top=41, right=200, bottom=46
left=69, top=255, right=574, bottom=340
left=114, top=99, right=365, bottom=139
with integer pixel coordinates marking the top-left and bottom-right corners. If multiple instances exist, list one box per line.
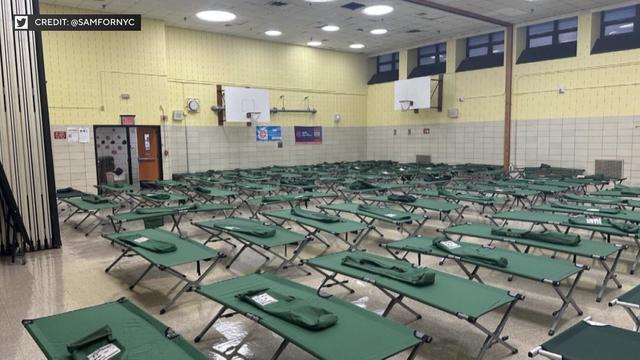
left=94, top=125, right=163, bottom=188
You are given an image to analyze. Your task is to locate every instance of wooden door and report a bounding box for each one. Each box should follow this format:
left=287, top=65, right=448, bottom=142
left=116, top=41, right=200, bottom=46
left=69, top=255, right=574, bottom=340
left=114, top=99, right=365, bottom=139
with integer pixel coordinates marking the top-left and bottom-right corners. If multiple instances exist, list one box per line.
left=137, top=127, right=160, bottom=181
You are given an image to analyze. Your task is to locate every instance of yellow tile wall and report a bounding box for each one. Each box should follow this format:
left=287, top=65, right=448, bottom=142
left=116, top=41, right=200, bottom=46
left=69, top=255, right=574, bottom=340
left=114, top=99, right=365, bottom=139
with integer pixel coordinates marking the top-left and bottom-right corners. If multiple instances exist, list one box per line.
left=41, top=4, right=368, bottom=128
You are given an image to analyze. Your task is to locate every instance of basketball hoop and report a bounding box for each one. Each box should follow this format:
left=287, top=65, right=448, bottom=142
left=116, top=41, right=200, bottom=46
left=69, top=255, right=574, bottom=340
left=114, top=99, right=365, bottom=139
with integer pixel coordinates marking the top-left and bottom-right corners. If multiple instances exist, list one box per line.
left=247, top=112, right=261, bottom=122
left=399, top=100, right=414, bottom=112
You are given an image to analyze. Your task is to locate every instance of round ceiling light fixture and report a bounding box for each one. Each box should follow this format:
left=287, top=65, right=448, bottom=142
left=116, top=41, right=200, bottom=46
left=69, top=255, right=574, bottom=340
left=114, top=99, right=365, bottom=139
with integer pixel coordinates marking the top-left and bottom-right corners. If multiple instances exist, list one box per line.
left=196, top=10, right=237, bottom=22
left=307, top=40, right=322, bottom=47
left=362, top=5, right=394, bottom=16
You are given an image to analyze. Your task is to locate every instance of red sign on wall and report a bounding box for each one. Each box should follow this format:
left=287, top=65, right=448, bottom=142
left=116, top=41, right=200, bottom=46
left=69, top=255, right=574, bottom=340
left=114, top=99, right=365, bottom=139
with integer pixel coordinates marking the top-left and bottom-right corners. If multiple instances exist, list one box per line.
left=53, top=131, right=67, bottom=140
left=120, top=114, right=136, bottom=126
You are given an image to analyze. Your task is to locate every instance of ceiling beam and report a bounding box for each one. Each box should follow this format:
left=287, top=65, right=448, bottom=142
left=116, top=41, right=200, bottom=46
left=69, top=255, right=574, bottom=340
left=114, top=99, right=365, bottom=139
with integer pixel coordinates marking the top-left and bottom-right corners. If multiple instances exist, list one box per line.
left=402, top=0, right=512, bottom=27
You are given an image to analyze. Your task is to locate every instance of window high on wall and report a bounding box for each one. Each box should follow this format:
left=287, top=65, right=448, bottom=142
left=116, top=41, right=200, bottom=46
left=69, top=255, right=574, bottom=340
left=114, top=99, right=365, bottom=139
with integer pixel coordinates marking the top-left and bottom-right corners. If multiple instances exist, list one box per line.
left=409, top=42, right=446, bottom=78
left=368, top=52, right=400, bottom=84
left=517, top=17, right=578, bottom=64
left=593, top=5, right=640, bottom=54
left=457, top=31, right=504, bottom=72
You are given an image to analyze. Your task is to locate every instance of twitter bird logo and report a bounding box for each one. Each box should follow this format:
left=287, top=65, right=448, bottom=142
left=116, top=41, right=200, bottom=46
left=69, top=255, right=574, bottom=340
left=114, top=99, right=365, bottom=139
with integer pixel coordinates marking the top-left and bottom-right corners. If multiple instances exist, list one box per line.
left=14, top=16, right=28, bottom=30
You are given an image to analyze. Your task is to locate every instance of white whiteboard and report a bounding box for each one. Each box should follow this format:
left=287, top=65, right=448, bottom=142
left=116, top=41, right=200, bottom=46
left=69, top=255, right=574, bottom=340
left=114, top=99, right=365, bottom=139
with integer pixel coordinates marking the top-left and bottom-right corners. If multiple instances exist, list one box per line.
left=224, top=86, right=271, bottom=122
left=394, top=76, right=431, bottom=111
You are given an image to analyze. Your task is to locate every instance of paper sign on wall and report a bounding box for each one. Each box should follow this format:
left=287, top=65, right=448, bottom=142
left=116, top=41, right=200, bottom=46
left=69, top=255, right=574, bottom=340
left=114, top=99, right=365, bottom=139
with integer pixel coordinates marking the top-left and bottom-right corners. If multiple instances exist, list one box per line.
left=79, top=127, right=90, bottom=143
left=256, top=126, right=282, bottom=141
left=67, top=128, right=78, bottom=143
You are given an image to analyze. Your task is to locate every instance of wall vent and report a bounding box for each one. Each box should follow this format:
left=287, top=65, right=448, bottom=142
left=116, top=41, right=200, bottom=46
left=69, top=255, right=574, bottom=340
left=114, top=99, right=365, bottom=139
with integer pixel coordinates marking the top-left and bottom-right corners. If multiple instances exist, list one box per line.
left=595, top=160, right=623, bottom=179
left=416, top=155, right=432, bottom=164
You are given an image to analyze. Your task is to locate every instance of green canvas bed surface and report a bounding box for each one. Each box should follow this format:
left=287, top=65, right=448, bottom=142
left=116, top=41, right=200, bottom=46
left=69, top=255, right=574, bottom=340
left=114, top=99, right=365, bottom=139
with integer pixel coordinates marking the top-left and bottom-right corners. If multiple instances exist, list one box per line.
left=62, top=196, right=120, bottom=236
left=383, top=235, right=586, bottom=335
left=306, top=251, right=521, bottom=360
left=194, top=217, right=311, bottom=274
left=192, top=186, right=237, bottom=199
left=412, top=189, right=505, bottom=214
left=194, top=273, right=429, bottom=360
left=56, top=187, right=86, bottom=200
left=319, top=202, right=428, bottom=239
left=528, top=318, right=640, bottom=360
left=96, top=183, right=136, bottom=203
left=23, top=298, right=207, bottom=360
left=609, top=284, right=640, bottom=331
left=103, top=229, right=223, bottom=313
left=444, top=223, right=625, bottom=302
left=563, top=194, right=627, bottom=206
left=532, top=202, right=640, bottom=223
left=262, top=208, right=372, bottom=250
left=363, top=195, right=465, bottom=224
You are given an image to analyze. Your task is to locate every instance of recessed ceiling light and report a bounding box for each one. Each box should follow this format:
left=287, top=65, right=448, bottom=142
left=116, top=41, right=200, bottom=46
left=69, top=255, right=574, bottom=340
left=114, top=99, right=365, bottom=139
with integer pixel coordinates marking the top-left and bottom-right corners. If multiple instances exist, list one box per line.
left=350, top=43, right=365, bottom=49
left=370, top=28, right=388, bottom=35
left=322, top=25, right=340, bottom=32
left=307, top=40, right=322, bottom=47
left=196, top=10, right=237, bottom=22
left=265, top=30, right=282, bottom=36
left=362, top=5, right=394, bottom=16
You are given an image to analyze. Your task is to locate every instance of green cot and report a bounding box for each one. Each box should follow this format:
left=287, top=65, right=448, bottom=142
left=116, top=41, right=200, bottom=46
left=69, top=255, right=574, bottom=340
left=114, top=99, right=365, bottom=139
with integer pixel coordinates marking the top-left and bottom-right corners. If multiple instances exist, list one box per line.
left=103, top=228, right=223, bottom=314
left=363, top=194, right=466, bottom=224
left=443, top=223, right=625, bottom=302
left=306, top=250, right=522, bottom=360
left=23, top=298, right=207, bottom=360
left=382, top=235, right=586, bottom=335
left=194, top=272, right=430, bottom=360
left=62, top=196, right=120, bottom=236
left=609, top=284, right=640, bottom=331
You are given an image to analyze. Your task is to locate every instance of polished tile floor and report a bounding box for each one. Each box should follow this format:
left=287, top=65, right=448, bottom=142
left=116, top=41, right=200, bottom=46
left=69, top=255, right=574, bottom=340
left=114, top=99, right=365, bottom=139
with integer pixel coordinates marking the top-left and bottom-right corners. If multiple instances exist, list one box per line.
left=1, top=202, right=639, bottom=359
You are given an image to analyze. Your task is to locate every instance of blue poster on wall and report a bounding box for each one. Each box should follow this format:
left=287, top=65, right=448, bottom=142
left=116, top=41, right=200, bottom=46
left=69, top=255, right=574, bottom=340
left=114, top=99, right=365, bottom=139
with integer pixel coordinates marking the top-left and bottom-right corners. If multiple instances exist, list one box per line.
left=256, top=126, right=282, bottom=141
left=294, top=126, right=322, bottom=144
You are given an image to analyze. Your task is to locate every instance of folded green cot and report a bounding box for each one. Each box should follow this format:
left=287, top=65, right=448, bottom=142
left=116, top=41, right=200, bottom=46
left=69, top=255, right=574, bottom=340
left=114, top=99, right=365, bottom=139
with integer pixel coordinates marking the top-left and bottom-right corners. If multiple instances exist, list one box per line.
left=245, top=191, right=337, bottom=219
left=194, top=217, right=311, bottom=275
left=444, top=223, right=625, bottom=302
left=62, top=196, right=120, bottom=236
left=109, top=203, right=233, bottom=235
left=319, top=202, right=428, bottom=240
left=609, top=284, right=640, bottom=331
left=262, top=208, right=373, bottom=250
left=23, top=298, right=207, bottom=360
left=383, top=235, right=586, bottom=335
left=103, top=229, right=223, bottom=314
left=306, top=251, right=522, bottom=360
left=528, top=317, right=640, bottom=360
left=363, top=194, right=467, bottom=224
left=194, top=273, right=430, bottom=359
left=413, top=189, right=506, bottom=215
left=533, top=202, right=640, bottom=223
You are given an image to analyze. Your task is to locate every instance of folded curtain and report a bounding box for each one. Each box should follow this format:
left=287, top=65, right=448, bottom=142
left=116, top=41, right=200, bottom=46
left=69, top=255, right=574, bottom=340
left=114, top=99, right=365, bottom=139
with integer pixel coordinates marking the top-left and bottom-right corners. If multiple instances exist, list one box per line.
left=118, top=234, right=177, bottom=253
left=491, top=227, right=581, bottom=246
left=81, top=195, right=109, bottom=204
left=237, top=288, right=337, bottom=331
left=434, top=238, right=508, bottom=268
left=66, top=325, right=124, bottom=360
left=387, top=194, right=417, bottom=203
left=212, top=218, right=276, bottom=238
left=341, top=252, right=435, bottom=286
left=291, top=207, right=340, bottom=223
left=356, top=204, right=412, bottom=221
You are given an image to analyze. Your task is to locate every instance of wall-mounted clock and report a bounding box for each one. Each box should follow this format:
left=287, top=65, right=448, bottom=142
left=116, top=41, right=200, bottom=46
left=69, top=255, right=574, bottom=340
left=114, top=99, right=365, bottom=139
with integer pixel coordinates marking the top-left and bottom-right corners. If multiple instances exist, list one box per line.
left=187, top=98, right=200, bottom=113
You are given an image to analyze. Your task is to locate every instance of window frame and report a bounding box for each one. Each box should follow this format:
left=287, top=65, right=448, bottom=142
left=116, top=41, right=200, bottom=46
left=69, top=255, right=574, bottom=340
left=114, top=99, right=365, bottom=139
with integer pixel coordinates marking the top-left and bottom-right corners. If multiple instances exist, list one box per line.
left=526, top=17, right=578, bottom=49
left=417, top=42, right=447, bottom=66
left=601, top=5, right=639, bottom=38
left=376, top=52, right=399, bottom=74
left=466, top=31, right=504, bottom=59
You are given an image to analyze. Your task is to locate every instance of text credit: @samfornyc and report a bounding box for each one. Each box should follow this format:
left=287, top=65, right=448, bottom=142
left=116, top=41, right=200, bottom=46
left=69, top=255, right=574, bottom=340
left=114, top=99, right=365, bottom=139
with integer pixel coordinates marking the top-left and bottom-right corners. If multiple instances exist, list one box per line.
left=13, top=14, right=141, bottom=31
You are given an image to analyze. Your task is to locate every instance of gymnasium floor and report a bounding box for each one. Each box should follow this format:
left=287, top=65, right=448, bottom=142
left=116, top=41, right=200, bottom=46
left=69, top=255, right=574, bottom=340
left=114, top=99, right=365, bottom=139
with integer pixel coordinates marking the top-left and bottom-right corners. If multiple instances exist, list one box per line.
left=2, top=204, right=637, bottom=360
